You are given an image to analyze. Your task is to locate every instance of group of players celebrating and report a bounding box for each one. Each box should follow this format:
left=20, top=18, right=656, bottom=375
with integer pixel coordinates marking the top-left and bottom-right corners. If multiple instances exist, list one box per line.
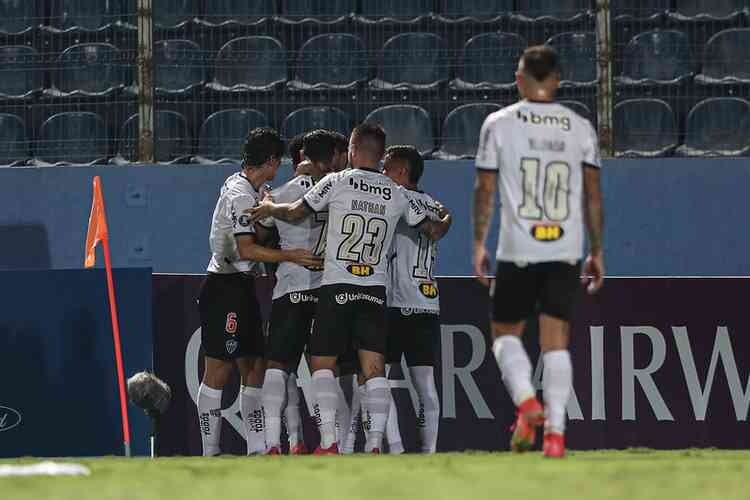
left=196, top=44, right=604, bottom=459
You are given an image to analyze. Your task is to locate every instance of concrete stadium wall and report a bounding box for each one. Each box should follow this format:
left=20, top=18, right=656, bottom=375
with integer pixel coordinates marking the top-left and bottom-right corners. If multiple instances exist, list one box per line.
left=0, top=158, right=748, bottom=276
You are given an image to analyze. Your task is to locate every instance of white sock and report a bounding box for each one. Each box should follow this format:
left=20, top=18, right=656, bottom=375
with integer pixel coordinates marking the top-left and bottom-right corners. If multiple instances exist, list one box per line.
left=197, top=384, right=222, bottom=456
left=410, top=366, right=440, bottom=453
left=240, top=386, right=265, bottom=455
left=312, top=369, right=339, bottom=449
left=492, top=335, right=536, bottom=406
left=261, top=369, right=288, bottom=450
left=335, top=376, right=351, bottom=449
left=342, top=381, right=361, bottom=454
left=285, top=373, right=303, bottom=448
left=543, top=350, right=573, bottom=435
left=386, top=392, right=404, bottom=454
left=364, top=377, right=389, bottom=452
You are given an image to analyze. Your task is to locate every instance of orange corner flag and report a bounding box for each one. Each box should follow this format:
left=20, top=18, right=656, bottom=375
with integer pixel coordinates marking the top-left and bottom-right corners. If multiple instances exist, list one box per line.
left=84, top=176, right=109, bottom=268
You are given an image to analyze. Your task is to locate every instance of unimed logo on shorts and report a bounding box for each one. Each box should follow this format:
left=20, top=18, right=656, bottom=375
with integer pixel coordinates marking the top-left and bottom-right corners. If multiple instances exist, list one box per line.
left=335, top=292, right=384, bottom=306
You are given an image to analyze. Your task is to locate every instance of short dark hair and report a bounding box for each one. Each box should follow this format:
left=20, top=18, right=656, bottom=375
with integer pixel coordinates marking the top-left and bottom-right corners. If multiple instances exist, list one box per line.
left=242, top=127, right=285, bottom=167
left=288, top=133, right=306, bottom=167
left=331, top=131, right=348, bottom=153
left=351, top=122, right=386, bottom=161
left=520, top=45, right=561, bottom=82
left=386, top=145, right=424, bottom=184
left=303, top=129, right=337, bottom=164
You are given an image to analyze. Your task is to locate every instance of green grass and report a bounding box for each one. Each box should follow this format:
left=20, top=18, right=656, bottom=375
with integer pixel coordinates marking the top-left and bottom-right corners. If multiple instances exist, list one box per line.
left=3, top=450, right=750, bottom=500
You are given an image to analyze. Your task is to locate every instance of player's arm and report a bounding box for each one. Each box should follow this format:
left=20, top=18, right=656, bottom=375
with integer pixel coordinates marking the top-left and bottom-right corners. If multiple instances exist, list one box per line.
left=235, top=233, right=322, bottom=267
left=249, top=196, right=312, bottom=224
left=472, top=170, right=497, bottom=286
left=416, top=201, right=452, bottom=241
left=582, top=166, right=605, bottom=294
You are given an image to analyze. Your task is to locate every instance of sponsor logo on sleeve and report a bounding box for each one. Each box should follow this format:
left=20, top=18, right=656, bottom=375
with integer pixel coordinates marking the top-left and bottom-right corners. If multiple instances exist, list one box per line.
left=531, top=224, right=564, bottom=242
left=238, top=214, right=251, bottom=227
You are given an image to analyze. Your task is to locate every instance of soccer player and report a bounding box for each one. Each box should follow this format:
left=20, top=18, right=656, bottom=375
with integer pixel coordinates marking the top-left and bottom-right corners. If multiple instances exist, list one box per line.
left=197, top=128, right=322, bottom=457
left=331, top=131, right=349, bottom=171
left=472, top=46, right=604, bottom=458
left=382, top=145, right=450, bottom=454
left=249, top=123, right=451, bottom=454
left=288, top=133, right=306, bottom=170
left=258, top=130, right=339, bottom=455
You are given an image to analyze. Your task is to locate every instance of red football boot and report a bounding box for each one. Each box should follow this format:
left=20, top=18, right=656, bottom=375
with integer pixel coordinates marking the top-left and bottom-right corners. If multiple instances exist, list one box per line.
left=290, top=442, right=308, bottom=455
left=543, top=433, right=566, bottom=458
left=510, top=397, right=544, bottom=452
left=313, top=443, right=339, bottom=455
left=266, top=447, right=281, bottom=456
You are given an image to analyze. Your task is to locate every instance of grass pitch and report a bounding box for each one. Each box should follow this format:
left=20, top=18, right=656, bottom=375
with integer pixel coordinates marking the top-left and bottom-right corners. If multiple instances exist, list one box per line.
left=3, top=450, right=749, bottom=500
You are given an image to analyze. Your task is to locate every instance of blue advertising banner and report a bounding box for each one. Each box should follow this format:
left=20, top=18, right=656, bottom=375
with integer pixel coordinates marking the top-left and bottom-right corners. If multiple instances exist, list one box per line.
left=0, top=269, right=153, bottom=457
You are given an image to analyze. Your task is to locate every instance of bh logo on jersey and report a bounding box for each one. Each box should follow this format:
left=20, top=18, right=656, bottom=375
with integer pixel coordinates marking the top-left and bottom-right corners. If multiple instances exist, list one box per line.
left=419, top=282, right=439, bottom=299
left=347, top=263, right=374, bottom=277
left=531, top=224, right=564, bottom=242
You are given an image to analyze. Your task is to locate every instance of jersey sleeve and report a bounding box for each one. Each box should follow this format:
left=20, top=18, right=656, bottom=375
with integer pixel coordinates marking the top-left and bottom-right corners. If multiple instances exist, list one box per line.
left=230, top=194, right=257, bottom=236
left=582, top=121, right=601, bottom=169
left=402, top=193, right=428, bottom=228
left=303, top=172, right=338, bottom=212
left=475, top=114, right=501, bottom=171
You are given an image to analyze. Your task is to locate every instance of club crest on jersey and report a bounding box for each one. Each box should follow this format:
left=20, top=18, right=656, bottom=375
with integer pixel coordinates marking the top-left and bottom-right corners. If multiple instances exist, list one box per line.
left=225, top=338, right=238, bottom=354
left=531, top=224, right=564, bottom=242
left=347, top=263, right=374, bottom=277
left=419, top=282, right=439, bottom=298
left=238, top=214, right=251, bottom=227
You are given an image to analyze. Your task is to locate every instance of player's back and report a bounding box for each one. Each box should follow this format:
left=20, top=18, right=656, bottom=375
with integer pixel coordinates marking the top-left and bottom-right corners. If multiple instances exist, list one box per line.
left=477, top=100, right=600, bottom=263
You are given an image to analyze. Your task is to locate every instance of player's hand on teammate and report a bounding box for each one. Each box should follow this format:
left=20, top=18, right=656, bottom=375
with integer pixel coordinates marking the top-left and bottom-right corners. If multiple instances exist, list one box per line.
left=581, top=251, right=605, bottom=294
left=247, top=193, right=275, bottom=222
left=295, top=160, right=314, bottom=177
left=434, top=200, right=450, bottom=220
left=473, top=244, right=491, bottom=287
left=286, top=248, right=324, bottom=269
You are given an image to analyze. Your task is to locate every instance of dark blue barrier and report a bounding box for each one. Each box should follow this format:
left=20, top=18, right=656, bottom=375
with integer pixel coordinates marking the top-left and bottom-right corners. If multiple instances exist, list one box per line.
left=0, top=268, right=153, bottom=457
left=0, top=159, right=749, bottom=275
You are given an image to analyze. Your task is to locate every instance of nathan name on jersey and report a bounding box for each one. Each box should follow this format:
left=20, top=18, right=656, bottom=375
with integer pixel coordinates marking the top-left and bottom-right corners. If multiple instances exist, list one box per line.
left=304, top=169, right=427, bottom=288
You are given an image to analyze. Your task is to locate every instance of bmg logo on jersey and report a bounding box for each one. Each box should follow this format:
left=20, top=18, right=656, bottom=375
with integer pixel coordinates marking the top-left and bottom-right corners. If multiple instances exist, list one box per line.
left=517, top=110, right=571, bottom=131
left=349, top=178, right=392, bottom=200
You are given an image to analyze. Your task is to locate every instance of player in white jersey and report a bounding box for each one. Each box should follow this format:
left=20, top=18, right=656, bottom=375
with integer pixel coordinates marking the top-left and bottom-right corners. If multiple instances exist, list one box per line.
left=381, top=146, right=451, bottom=454
left=196, top=128, right=322, bottom=457
left=258, top=130, right=340, bottom=455
left=473, top=46, right=605, bottom=458
left=249, top=123, right=452, bottom=454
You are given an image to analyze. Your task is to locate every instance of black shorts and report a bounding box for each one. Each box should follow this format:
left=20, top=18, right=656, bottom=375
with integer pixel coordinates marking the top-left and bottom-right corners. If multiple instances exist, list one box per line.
left=266, top=291, right=317, bottom=365
left=386, top=308, right=440, bottom=366
left=310, top=284, right=387, bottom=357
left=198, top=273, right=264, bottom=360
left=492, top=260, right=581, bottom=323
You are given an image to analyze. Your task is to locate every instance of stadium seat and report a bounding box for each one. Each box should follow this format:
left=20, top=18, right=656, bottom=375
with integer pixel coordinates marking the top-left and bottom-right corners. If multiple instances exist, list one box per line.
left=282, top=0, right=356, bottom=20
left=365, top=105, right=435, bottom=155
left=198, top=109, right=269, bottom=161
left=49, top=0, right=122, bottom=31
left=360, top=0, right=434, bottom=20
left=208, top=36, right=287, bottom=92
left=678, top=98, right=750, bottom=156
left=153, top=39, right=207, bottom=95
left=0, top=0, right=42, bottom=34
left=669, top=0, right=750, bottom=20
left=614, top=99, right=678, bottom=156
left=516, top=0, right=590, bottom=20
left=440, top=0, right=514, bottom=19
left=51, top=43, right=126, bottom=96
left=120, top=111, right=192, bottom=163
left=281, top=107, right=352, bottom=140
left=0, top=46, right=43, bottom=99
left=37, top=112, right=109, bottom=164
left=0, top=114, right=29, bottom=165
left=612, top=0, right=670, bottom=20
left=438, top=103, right=502, bottom=159
left=372, top=33, right=449, bottom=89
left=290, top=34, right=367, bottom=89
left=618, top=30, right=693, bottom=85
left=546, top=32, right=597, bottom=85
left=697, top=28, right=750, bottom=84
left=201, top=0, right=276, bottom=25
left=154, top=0, right=199, bottom=28
left=559, top=100, right=593, bottom=122
left=453, top=33, right=526, bottom=89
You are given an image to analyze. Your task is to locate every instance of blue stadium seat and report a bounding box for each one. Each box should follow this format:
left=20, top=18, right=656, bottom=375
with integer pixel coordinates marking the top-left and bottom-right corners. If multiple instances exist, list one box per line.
left=516, top=0, right=591, bottom=20
left=154, top=39, right=207, bottom=95
left=38, top=112, right=110, bottom=164
left=0, top=46, right=43, bottom=99
left=51, top=43, right=126, bottom=96
left=282, top=0, right=356, bottom=20
left=678, top=98, right=750, bottom=156
left=612, top=0, right=669, bottom=20
left=440, top=0, right=514, bottom=19
left=120, top=111, right=192, bottom=163
left=198, top=109, right=269, bottom=161
left=669, top=0, right=750, bottom=20
left=208, top=37, right=286, bottom=92
left=154, top=0, right=199, bottom=29
left=361, top=0, right=434, bottom=20
left=438, top=103, right=502, bottom=159
left=201, top=0, right=276, bottom=25
left=281, top=107, right=352, bottom=140
left=50, top=0, right=122, bottom=31
left=546, top=32, right=597, bottom=86
left=559, top=100, right=593, bottom=122
left=372, top=33, right=449, bottom=89
left=697, top=28, right=750, bottom=84
left=365, top=105, right=434, bottom=155
left=0, top=0, right=42, bottom=34
left=453, top=33, right=526, bottom=89
left=618, top=30, right=693, bottom=85
left=614, top=99, right=677, bottom=157
left=290, top=34, right=367, bottom=89
left=0, top=114, right=29, bottom=165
